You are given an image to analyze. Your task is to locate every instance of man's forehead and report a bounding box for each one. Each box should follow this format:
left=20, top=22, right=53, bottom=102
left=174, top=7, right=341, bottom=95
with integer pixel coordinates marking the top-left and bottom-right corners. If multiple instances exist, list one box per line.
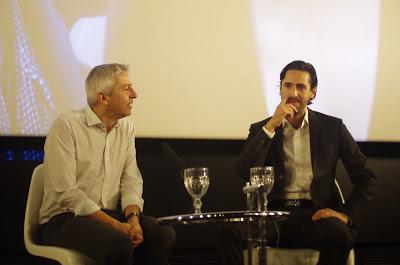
left=114, top=71, right=131, bottom=84
left=283, top=70, right=310, bottom=84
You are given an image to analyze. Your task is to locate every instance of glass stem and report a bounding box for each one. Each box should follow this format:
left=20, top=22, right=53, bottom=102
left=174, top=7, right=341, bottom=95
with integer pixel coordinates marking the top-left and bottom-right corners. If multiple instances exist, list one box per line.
left=263, top=193, right=268, bottom=212
left=193, top=198, right=202, bottom=213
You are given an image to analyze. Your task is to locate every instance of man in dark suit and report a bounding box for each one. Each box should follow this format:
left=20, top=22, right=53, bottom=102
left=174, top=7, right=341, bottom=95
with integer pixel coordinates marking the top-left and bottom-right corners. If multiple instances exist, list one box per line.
left=217, top=60, right=376, bottom=265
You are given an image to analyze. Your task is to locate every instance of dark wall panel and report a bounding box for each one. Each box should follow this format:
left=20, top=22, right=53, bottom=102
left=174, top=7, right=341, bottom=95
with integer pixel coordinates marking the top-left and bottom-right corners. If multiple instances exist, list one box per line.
left=1, top=137, right=399, bottom=254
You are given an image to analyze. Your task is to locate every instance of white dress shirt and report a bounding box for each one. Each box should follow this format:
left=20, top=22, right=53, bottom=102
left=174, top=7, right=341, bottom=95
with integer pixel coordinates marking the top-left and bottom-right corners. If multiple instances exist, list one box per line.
left=263, top=108, right=313, bottom=199
left=39, top=106, right=144, bottom=224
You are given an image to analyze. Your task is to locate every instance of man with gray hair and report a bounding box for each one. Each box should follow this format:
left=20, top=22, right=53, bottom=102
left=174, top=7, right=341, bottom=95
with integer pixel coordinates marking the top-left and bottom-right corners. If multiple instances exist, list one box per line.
left=39, top=63, right=175, bottom=265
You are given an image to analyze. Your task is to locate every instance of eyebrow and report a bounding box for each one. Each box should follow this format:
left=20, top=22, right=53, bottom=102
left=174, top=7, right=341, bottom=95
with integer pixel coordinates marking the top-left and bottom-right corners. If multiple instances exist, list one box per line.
left=283, top=81, right=307, bottom=88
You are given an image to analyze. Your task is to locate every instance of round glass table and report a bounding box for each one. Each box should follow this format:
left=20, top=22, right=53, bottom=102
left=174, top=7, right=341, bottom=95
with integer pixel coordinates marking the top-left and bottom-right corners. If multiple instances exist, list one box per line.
left=157, top=210, right=289, bottom=225
left=157, top=210, right=290, bottom=265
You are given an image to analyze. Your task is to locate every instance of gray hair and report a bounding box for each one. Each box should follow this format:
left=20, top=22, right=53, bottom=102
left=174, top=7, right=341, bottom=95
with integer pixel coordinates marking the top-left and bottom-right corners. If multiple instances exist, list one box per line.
left=85, top=63, right=129, bottom=106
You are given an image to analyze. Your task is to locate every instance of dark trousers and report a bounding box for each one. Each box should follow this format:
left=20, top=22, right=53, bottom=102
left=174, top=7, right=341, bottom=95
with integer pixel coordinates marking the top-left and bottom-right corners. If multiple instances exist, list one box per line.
left=216, top=207, right=355, bottom=265
left=41, top=211, right=175, bottom=265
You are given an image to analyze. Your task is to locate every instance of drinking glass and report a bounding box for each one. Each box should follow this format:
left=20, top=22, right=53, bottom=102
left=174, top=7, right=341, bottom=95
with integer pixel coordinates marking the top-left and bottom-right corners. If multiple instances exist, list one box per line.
left=183, top=167, right=210, bottom=214
left=250, top=166, right=274, bottom=211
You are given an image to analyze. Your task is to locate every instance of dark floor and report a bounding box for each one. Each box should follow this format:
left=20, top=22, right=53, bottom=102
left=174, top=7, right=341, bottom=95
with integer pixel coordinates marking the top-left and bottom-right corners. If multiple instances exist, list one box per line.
left=2, top=244, right=400, bottom=265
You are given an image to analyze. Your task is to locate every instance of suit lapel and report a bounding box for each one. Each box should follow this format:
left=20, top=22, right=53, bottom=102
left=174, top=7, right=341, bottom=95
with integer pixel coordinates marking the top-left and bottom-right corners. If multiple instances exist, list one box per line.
left=308, top=109, right=321, bottom=178
left=275, top=125, right=285, bottom=166
left=270, top=125, right=285, bottom=193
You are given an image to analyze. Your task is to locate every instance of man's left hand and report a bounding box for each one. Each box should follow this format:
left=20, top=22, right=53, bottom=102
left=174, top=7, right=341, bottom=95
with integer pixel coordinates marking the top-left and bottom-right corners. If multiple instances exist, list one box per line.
left=127, top=217, right=144, bottom=247
left=312, top=208, right=349, bottom=224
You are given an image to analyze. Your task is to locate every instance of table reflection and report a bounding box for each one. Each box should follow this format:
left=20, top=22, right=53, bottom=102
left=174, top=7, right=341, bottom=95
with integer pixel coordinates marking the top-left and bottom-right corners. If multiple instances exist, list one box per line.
left=157, top=210, right=289, bottom=225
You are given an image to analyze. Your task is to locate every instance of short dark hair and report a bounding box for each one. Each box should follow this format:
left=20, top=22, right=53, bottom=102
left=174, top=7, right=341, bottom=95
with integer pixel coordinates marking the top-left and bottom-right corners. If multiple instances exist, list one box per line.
left=280, top=60, right=318, bottom=89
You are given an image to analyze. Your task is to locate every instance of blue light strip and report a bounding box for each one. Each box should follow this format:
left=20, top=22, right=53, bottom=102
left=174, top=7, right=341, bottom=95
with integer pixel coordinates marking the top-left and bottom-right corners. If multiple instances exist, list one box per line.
left=0, top=149, right=44, bottom=161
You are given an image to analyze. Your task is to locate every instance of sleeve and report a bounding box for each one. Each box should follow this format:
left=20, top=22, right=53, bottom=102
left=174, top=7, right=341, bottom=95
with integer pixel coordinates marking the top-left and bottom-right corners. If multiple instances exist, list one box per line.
left=44, top=118, right=100, bottom=216
left=235, top=122, right=274, bottom=180
left=119, top=129, right=144, bottom=212
left=339, top=120, right=377, bottom=224
left=262, top=126, right=276, bottom=138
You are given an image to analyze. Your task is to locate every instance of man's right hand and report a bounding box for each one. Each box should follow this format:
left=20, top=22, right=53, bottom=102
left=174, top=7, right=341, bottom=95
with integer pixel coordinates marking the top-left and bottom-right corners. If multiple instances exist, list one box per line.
left=264, top=95, right=297, bottom=132
left=89, top=210, right=141, bottom=247
left=115, top=221, right=143, bottom=248
left=116, top=222, right=134, bottom=236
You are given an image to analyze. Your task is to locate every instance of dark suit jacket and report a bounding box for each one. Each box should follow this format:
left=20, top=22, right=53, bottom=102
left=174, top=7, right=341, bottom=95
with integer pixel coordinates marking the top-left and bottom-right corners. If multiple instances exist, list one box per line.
left=236, top=108, right=376, bottom=227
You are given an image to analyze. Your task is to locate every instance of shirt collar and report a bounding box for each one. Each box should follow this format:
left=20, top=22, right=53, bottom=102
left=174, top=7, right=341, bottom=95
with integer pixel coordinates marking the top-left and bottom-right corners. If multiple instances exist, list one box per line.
left=282, top=108, right=309, bottom=130
left=84, top=106, right=120, bottom=128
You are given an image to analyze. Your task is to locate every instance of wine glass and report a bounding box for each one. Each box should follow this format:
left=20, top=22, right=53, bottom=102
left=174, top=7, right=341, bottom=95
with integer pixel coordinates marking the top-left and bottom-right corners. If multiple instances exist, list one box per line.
left=250, top=166, right=274, bottom=211
left=183, top=167, right=210, bottom=214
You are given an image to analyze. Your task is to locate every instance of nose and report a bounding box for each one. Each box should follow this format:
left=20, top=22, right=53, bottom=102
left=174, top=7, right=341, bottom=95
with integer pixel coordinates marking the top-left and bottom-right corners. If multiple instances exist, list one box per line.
left=130, top=87, right=137, bottom=98
left=288, top=87, right=298, bottom=97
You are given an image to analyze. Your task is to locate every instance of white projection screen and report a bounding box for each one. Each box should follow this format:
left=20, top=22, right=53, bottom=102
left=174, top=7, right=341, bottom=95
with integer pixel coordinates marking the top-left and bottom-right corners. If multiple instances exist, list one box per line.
left=0, top=0, right=399, bottom=141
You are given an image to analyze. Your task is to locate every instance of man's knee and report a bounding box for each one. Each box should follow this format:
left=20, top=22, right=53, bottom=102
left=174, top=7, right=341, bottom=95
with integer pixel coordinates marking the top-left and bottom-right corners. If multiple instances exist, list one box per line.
left=106, top=233, right=133, bottom=255
left=317, top=218, right=354, bottom=248
left=158, top=225, right=176, bottom=246
left=145, top=223, right=176, bottom=249
left=91, top=232, right=133, bottom=265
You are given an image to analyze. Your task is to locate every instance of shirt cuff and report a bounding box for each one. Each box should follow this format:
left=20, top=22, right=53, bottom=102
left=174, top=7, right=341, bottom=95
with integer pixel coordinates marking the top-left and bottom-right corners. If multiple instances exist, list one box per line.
left=74, top=199, right=101, bottom=217
left=262, top=126, right=275, bottom=138
left=121, top=195, right=144, bottom=212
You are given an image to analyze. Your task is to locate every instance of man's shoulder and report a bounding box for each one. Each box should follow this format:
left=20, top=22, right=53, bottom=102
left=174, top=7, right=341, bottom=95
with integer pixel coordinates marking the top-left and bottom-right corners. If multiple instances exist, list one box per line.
left=54, top=109, right=85, bottom=124
left=58, top=109, right=85, bottom=120
left=251, top=117, right=271, bottom=126
left=49, top=109, right=86, bottom=131
left=251, top=118, right=270, bottom=128
left=249, top=109, right=344, bottom=130
left=309, top=109, right=343, bottom=125
left=117, top=117, right=135, bottom=133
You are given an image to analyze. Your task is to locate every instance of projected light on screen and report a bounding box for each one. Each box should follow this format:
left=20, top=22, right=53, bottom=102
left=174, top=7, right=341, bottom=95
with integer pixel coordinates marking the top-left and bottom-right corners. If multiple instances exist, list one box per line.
left=70, top=17, right=106, bottom=68
left=0, top=0, right=398, bottom=141
left=2, top=0, right=56, bottom=135
left=251, top=0, right=380, bottom=141
left=0, top=35, right=11, bottom=134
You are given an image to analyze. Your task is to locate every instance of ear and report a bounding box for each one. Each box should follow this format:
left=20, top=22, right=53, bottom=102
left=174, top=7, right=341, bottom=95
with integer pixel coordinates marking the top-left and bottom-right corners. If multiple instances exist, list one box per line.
left=97, top=92, right=109, bottom=106
left=310, top=87, right=317, bottom=99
